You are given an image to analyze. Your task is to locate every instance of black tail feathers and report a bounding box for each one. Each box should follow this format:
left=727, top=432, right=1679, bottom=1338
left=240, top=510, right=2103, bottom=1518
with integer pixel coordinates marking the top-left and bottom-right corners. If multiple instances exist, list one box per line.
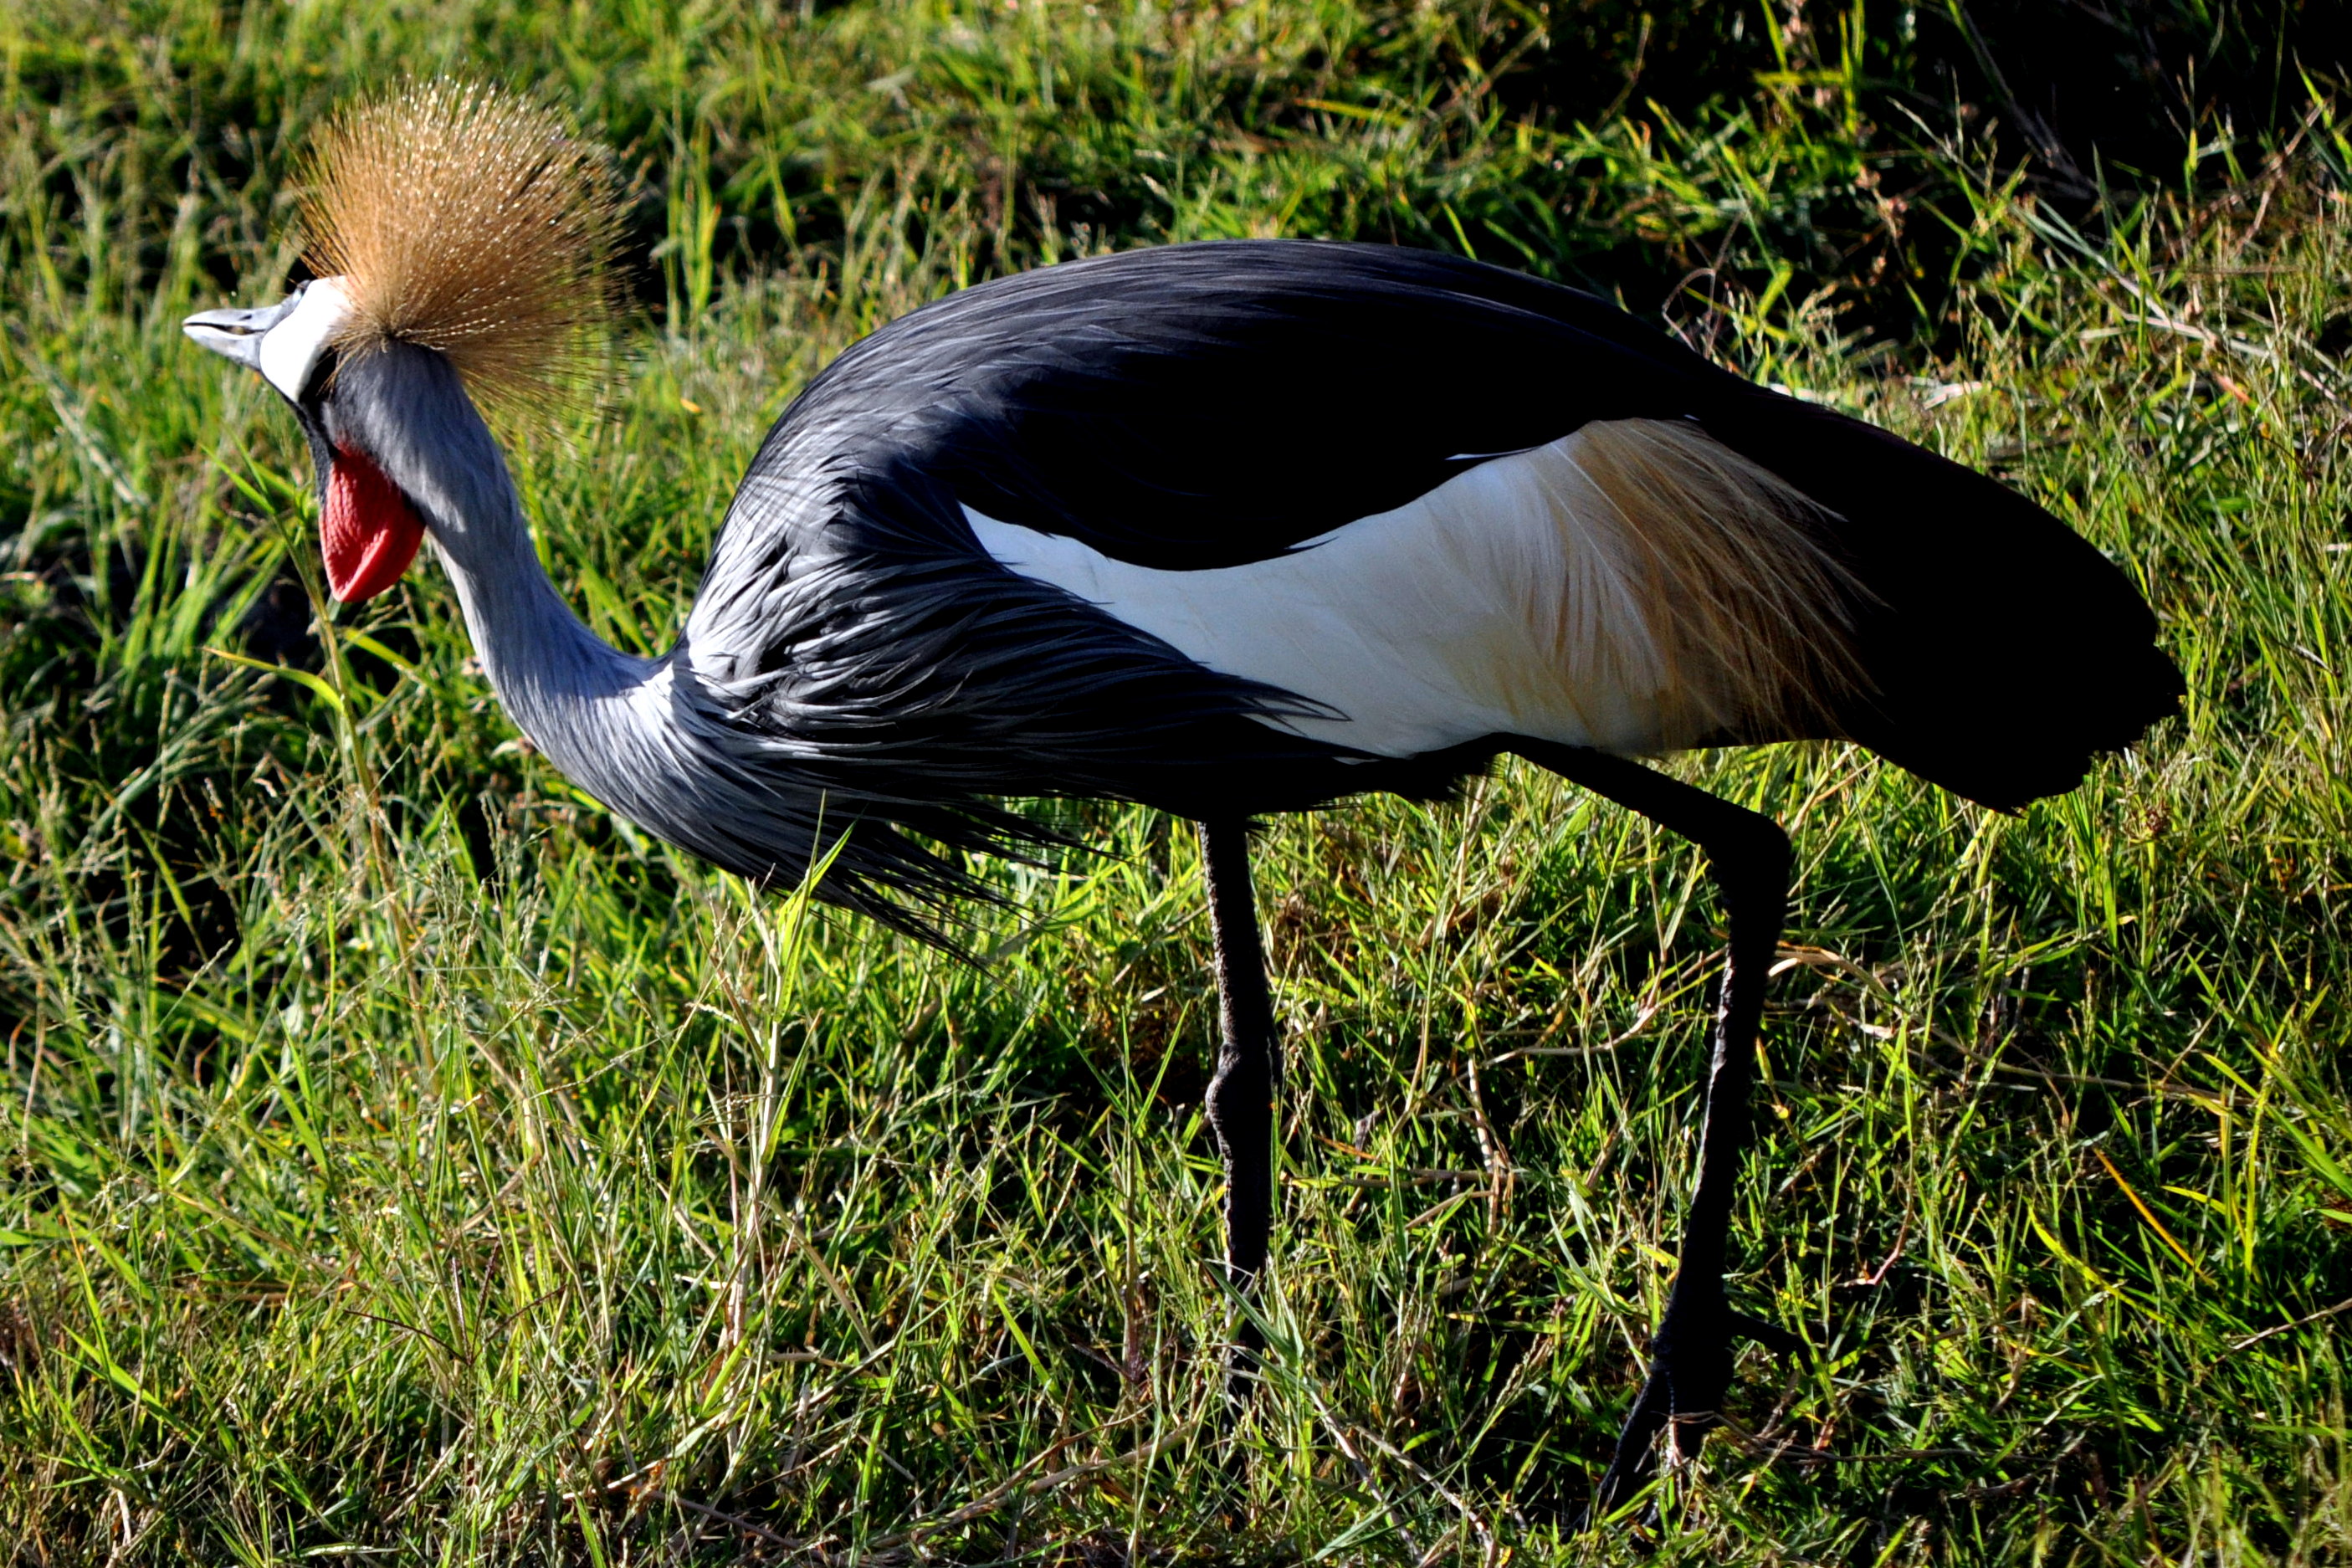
left=1707, top=396, right=2182, bottom=811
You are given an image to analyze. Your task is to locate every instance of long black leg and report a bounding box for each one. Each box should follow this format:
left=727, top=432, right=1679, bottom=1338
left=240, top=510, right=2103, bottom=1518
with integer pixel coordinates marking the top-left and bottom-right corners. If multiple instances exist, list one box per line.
left=1509, top=742, right=1803, bottom=1519
left=1198, top=816, right=1280, bottom=1396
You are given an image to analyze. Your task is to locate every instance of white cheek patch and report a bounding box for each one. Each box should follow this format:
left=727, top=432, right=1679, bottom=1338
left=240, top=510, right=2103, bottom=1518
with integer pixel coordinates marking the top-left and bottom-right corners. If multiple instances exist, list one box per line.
left=258, top=277, right=356, bottom=402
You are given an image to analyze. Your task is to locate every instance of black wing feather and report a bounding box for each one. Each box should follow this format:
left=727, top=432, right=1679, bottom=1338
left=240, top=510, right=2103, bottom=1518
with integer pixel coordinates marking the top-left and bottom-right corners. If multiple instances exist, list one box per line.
left=741, top=242, right=1722, bottom=569
left=689, top=239, right=2176, bottom=829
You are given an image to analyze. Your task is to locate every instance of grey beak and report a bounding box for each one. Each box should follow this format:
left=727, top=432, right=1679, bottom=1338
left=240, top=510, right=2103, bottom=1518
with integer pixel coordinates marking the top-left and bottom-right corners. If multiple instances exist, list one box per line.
left=182, top=295, right=296, bottom=372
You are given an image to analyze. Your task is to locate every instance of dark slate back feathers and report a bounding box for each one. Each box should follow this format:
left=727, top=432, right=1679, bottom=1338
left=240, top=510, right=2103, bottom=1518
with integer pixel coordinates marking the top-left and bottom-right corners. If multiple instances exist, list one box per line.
left=674, top=240, right=2178, bottom=932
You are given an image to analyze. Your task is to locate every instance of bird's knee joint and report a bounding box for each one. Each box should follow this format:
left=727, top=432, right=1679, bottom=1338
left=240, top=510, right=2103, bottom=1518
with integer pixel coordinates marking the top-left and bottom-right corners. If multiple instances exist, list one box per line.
left=1703, top=815, right=1789, bottom=879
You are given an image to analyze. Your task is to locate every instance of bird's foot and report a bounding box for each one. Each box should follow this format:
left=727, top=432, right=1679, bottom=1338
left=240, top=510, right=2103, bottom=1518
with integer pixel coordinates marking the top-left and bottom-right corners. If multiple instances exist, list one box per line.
left=1586, top=1284, right=1806, bottom=1527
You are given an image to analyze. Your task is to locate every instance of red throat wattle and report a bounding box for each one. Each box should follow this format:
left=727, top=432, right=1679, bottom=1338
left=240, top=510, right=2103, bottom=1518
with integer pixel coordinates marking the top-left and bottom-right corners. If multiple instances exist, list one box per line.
left=322, top=443, right=425, bottom=603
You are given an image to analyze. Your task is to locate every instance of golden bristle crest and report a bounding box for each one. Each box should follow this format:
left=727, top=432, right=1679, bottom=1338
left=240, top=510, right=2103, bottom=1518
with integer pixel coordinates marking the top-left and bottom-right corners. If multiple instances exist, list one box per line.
left=300, top=80, right=621, bottom=417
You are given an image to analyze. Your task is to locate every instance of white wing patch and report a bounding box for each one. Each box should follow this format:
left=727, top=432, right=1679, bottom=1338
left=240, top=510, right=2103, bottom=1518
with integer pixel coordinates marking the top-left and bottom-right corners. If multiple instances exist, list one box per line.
left=967, top=418, right=1863, bottom=760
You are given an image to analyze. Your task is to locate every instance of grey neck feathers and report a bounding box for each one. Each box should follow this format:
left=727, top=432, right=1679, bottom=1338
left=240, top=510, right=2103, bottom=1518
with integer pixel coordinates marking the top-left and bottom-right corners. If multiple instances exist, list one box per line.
left=325, top=347, right=667, bottom=803
left=319, top=346, right=1017, bottom=939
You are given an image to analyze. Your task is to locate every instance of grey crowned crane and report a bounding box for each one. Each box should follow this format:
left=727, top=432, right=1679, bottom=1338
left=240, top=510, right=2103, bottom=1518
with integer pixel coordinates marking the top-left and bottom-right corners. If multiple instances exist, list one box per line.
left=185, top=84, right=2180, bottom=1515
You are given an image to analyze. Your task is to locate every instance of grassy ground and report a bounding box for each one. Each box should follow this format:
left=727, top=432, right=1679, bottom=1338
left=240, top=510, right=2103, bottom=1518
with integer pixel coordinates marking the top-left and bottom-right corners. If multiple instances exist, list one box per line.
left=5, top=1, right=2352, bottom=1561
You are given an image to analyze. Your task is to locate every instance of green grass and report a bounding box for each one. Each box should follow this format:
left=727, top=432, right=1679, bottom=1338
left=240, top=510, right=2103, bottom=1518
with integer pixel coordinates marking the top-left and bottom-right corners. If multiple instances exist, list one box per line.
left=4, top=1, right=2352, bottom=1561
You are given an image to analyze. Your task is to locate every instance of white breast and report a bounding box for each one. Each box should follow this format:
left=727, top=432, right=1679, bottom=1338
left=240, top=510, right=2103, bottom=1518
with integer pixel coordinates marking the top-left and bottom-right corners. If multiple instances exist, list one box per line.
left=965, top=430, right=1690, bottom=759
